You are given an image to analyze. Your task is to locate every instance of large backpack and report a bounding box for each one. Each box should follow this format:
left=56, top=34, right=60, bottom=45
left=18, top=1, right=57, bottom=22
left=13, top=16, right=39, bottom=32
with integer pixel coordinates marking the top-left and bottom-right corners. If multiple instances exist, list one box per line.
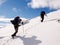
left=10, top=19, right=22, bottom=25
left=10, top=20, right=15, bottom=25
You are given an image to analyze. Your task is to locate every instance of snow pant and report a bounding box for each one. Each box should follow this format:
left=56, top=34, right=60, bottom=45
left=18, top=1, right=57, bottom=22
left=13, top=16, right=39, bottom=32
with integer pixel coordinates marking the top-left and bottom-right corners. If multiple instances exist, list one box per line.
left=41, top=15, right=44, bottom=22
left=12, top=25, right=19, bottom=36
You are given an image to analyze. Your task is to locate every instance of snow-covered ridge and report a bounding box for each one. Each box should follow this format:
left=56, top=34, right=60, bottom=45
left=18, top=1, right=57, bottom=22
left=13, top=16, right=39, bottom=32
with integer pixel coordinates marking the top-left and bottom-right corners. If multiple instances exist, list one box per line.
left=0, top=10, right=60, bottom=45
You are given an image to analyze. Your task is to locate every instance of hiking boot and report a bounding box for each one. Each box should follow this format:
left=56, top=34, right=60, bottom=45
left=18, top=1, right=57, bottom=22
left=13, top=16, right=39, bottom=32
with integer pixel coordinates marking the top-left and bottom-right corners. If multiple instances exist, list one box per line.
left=11, top=34, right=16, bottom=39
left=41, top=20, right=43, bottom=22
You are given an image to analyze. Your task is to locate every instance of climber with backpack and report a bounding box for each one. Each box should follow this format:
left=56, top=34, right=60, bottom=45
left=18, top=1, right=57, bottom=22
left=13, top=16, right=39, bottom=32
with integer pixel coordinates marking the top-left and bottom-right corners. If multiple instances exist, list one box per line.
left=10, top=16, right=23, bottom=38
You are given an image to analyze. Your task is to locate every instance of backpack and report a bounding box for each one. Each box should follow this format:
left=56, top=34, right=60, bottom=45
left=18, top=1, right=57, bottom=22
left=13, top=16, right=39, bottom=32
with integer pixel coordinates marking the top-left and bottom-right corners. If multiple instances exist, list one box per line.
left=10, top=20, right=15, bottom=25
left=10, top=19, right=22, bottom=25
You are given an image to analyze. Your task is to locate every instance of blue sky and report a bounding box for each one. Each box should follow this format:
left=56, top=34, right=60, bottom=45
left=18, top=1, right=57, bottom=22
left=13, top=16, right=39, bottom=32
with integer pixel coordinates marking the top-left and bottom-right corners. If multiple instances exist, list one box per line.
left=0, top=0, right=58, bottom=20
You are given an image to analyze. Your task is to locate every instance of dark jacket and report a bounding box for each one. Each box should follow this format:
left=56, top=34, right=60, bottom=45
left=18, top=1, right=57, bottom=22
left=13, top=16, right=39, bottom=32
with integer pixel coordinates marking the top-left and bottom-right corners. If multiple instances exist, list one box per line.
left=11, top=17, right=22, bottom=25
left=41, top=11, right=46, bottom=18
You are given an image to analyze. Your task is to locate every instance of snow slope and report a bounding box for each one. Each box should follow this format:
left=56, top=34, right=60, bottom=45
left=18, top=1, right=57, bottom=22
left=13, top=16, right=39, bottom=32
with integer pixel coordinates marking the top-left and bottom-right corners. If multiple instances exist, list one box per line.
left=0, top=10, right=60, bottom=45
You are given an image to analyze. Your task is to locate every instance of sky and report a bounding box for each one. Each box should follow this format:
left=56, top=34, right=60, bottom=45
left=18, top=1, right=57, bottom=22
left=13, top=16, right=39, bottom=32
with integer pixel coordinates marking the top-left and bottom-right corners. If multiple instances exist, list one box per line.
left=0, top=0, right=60, bottom=26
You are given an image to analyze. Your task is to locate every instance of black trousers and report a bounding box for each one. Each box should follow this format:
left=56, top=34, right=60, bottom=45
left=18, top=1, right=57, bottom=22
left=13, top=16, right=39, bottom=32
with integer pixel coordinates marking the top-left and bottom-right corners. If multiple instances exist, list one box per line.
left=12, top=25, right=19, bottom=36
left=41, top=15, right=44, bottom=22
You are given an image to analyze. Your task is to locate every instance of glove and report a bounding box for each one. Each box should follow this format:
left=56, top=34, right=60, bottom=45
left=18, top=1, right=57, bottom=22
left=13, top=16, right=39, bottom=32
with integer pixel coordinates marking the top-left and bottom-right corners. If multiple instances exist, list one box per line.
left=22, top=22, right=24, bottom=25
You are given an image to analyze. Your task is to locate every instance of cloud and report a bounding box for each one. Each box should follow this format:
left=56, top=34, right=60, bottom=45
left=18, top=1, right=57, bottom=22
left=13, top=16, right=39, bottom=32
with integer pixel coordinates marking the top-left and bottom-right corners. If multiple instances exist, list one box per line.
left=0, top=0, right=6, bottom=5
left=0, top=16, right=13, bottom=22
left=48, top=0, right=60, bottom=9
left=0, top=16, right=29, bottom=26
left=12, top=8, right=18, bottom=13
left=0, top=16, right=13, bottom=26
left=27, top=0, right=60, bottom=9
left=12, top=8, right=21, bottom=13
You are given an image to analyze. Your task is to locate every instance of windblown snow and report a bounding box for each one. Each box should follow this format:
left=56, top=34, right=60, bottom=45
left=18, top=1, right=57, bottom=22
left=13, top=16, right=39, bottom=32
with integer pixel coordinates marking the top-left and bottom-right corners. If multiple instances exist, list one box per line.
left=0, top=10, right=60, bottom=45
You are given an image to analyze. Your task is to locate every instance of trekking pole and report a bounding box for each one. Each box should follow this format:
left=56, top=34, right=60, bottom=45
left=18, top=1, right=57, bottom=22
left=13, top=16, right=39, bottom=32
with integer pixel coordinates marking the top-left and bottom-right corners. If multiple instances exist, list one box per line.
left=22, top=22, right=24, bottom=34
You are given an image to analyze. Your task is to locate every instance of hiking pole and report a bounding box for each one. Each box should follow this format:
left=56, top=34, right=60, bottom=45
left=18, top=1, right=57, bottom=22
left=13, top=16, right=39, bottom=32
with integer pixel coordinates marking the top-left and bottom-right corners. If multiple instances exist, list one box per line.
left=22, top=22, right=24, bottom=35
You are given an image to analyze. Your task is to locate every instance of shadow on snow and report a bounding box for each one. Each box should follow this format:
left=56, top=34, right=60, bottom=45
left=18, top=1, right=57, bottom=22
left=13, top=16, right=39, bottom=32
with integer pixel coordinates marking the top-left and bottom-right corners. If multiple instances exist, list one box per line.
left=15, top=35, right=42, bottom=45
